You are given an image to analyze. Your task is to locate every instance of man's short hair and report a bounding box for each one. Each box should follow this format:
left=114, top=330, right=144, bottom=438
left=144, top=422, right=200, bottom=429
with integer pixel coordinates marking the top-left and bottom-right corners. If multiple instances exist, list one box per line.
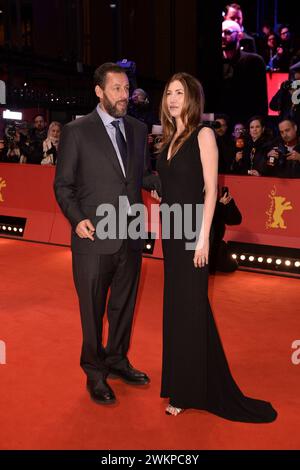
left=33, top=114, right=45, bottom=122
left=215, top=113, right=230, bottom=124
left=94, top=62, right=126, bottom=89
left=224, top=3, right=241, bottom=15
left=279, top=118, right=297, bottom=127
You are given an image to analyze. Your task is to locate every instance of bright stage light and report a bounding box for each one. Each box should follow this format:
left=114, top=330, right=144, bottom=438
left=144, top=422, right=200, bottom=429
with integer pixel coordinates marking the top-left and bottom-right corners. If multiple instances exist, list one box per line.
left=267, top=258, right=272, bottom=264
left=249, top=256, right=254, bottom=262
left=3, top=109, right=22, bottom=120
left=258, top=257, right=263, bottom=263
left=276, top=259, right=282, bottom=265
left=240, top=255, right=246, bottom=260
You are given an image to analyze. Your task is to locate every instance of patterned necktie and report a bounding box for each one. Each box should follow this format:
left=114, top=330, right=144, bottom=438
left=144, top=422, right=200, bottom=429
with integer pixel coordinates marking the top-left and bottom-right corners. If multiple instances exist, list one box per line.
left=111, top=120, right=128, bottom=172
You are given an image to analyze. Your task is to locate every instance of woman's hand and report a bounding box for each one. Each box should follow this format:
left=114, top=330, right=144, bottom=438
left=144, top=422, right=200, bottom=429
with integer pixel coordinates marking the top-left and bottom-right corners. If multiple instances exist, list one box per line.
left=194, top=238, right=209, bottom=268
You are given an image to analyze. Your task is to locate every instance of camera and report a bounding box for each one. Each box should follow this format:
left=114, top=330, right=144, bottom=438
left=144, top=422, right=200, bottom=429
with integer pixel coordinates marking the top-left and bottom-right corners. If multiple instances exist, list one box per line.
left=4, top=121, right=27, bottom=144
left=4, top=123, right=17, bottom=143
left=281, top=80, right=294, bottom=91
left=277, top=143, right=289, bottom=158
left=268, top=144, right=289, bottom=166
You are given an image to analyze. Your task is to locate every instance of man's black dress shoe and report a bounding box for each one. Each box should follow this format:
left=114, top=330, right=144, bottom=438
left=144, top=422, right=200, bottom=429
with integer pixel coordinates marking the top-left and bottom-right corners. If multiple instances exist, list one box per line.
left=108, top=363, right=150, bottom=385
left=86, top=378, right=116, bottom=404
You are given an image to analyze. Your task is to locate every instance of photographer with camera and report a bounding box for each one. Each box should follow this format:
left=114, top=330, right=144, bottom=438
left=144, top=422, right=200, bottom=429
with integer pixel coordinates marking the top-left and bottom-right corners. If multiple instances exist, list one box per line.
left=127, top=88, right=157, bottom=133
left=41, top=121, right=62, bottom=165
left=269, top=61, right=300, bottom=128
left=264, top=118, right=300, bottom=178
left=209, top=186, right=242, bottom=274
left=1, top=123, right=30, bottom=164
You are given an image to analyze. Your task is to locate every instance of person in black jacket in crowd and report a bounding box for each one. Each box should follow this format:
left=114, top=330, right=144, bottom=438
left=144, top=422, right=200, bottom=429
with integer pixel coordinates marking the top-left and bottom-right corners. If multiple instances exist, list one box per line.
left=221, top=20, right=268, bottom=123
left=232, top=116, right=272, bottom=176
left=127, top=88, right=157, bottom=133
left=209, top=187, right=242, bottom=274
left=27, top=114, right=47, bottom=164
left=215, top=114, right=236, bottom=174
left=269, top=61, right=300, bottom=128
left=264, top=118, right=300, bottom=178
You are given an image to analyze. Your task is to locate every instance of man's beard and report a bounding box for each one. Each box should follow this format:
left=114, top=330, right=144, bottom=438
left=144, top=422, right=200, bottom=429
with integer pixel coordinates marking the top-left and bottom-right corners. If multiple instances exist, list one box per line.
left=222, top=39, right=238, bottom=51
left=102, top=93, right=128, bottom=118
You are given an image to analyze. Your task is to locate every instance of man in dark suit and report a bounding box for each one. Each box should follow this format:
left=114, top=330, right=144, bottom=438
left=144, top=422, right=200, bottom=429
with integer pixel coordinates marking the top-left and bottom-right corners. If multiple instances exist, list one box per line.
left=54, top=63, right=160, bottom=405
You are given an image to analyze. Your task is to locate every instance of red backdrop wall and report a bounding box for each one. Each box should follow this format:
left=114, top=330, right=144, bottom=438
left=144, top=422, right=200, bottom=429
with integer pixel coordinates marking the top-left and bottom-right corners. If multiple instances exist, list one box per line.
left=0, top=164, right=299, bottom=259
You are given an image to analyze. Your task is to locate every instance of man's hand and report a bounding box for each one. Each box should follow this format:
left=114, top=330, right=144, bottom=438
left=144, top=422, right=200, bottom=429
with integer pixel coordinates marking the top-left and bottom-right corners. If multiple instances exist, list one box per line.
left=75, top=219, right=95, bottom=241
left=267, top=148, right=280, bottom=159
left=286, top=150, right=300, bottom=162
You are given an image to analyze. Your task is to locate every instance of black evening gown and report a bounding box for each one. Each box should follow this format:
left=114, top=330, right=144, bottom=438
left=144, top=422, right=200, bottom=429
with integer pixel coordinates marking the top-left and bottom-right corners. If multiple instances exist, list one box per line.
left=156, top=126, right=277, bottom=423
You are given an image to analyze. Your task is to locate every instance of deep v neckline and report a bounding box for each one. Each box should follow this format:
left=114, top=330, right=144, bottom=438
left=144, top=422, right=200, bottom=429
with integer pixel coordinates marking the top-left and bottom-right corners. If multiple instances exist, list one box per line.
left=166, top=135, right=186, bottom=162
left=166, top=128, right=197, bottom=162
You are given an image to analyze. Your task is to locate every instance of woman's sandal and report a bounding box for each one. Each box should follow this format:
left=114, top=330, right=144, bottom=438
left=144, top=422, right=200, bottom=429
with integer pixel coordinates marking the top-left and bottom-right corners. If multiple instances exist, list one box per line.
left=165, top=404, right=185, bottom=416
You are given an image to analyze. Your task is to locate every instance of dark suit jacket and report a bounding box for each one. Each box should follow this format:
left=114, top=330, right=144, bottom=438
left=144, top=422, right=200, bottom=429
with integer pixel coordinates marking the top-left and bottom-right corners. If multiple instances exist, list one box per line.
left=221, top=50, right=268, bottom=123
left=54, top=109, right=160, bottom=254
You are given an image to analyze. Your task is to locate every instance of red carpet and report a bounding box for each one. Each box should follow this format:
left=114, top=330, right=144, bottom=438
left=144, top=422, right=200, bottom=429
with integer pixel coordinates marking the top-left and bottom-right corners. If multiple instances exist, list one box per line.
left=0, top=238, right=299, bottom=450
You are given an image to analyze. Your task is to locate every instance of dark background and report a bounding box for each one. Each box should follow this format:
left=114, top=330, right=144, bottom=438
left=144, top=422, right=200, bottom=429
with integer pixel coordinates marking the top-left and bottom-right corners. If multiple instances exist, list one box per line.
left=0, top=0, right=299, bottom=117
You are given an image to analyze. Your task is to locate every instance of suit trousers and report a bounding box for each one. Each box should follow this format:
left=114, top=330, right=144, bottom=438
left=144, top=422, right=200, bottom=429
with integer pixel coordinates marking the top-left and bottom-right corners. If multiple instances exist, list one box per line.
left=72, top=237, right=142, bottom=382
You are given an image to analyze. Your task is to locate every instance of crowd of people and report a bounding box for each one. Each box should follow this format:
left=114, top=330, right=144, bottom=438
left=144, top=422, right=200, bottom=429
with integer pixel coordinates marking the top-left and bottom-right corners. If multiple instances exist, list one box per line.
left=0, top=114, right=61, bottom=166
left=2, top=4, right=300, bottom=179
left=216, top=114, right=300, bottom=178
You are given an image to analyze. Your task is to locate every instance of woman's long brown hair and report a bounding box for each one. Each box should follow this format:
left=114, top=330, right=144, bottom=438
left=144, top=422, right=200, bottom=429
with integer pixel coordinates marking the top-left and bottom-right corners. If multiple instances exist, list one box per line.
left=159, top=72, right=205, bottom=160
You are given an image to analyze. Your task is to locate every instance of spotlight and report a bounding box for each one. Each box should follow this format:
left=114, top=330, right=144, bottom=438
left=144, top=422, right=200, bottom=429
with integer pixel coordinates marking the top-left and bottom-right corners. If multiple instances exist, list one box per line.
left=3, top=109, right=22, bottom=120
left=240, top=255, right=246, bottom=261
left=232, top=254, right=237, bottom=259
left=142, top=233, right=156, bottom=255
left=258, top=257, right=263, bottom=263
left=295, top=261, right=300, bottom=268
left=0, top=216, right=26, bottom=237
left=285, top=260, right=291, bottom=266
left=249, top=256, right=254, bottom=262
left=276, top=259, right=282, bottom=265
left=267, top=258, right=272, bottom=264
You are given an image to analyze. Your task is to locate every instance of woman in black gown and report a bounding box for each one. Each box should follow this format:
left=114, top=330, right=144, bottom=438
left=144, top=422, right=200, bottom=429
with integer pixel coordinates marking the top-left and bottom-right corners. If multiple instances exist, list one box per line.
left=153, top=72, right=277, bottom=422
